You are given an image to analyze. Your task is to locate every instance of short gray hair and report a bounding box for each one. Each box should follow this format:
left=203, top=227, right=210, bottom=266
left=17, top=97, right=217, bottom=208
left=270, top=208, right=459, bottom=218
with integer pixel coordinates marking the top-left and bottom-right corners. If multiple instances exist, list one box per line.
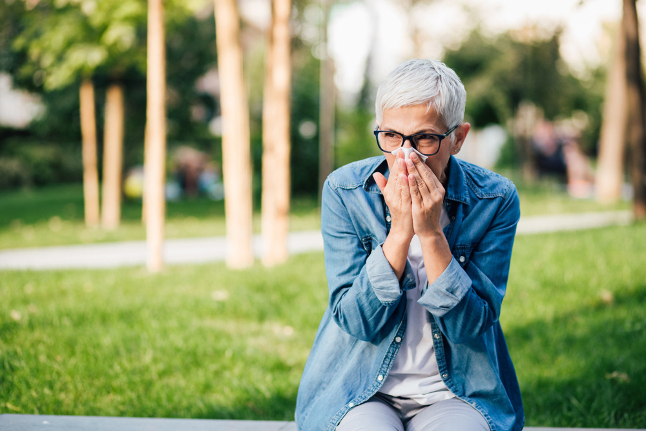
left=375, top=59, right=466, bottom=133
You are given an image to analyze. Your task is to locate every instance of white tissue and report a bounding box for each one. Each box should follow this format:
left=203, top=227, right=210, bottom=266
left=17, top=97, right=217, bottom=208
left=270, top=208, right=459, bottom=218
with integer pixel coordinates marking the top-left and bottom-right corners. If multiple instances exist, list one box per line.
left=391, top=146, right=428, bottom=162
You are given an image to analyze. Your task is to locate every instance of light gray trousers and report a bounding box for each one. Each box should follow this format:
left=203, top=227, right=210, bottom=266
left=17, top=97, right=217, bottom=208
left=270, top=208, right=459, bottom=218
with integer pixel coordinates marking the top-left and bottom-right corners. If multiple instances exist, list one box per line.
left=336, top=396, right=490, bottom=431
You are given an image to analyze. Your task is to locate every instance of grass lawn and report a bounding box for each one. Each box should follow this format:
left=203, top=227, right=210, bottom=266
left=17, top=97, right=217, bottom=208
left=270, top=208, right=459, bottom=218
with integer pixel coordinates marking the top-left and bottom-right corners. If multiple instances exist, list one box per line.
left=2, top=223, right=645, bottom=426
left=0, top=184, right=320, bottom=250
left=0, top=180, right=631, bottom=249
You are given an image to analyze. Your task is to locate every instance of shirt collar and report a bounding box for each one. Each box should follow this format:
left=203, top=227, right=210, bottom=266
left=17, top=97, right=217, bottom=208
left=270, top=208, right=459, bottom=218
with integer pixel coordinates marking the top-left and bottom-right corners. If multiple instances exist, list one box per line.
left=362, top=155, right=470, bottom=205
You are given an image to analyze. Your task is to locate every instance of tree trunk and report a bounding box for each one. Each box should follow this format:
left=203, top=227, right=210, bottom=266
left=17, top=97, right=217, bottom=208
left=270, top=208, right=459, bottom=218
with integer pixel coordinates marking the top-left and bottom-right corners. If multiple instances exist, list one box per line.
left=80, top=78, right=100, bottom=227
left=318, top=0, right=335, bottom=205
left=262, top=0, right=292, bottom=266
left=214, top=0, right=254, bottom=268
left=142, top=122, right=149, bottom=224
left=145, top=0, right=167, bottom=272
left=596, top=24, right=628, bottom=204
left=101, top=82, right=125, bottom=230
left=623, top=0, right=646, bottom=219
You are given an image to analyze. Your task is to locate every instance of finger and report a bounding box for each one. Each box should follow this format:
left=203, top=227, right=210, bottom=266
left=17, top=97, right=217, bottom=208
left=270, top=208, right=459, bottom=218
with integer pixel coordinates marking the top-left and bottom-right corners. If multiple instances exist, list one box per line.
left=373, top=173, right=387, bottom=194
left=408, top=173, right=423, bottom=207
left=416, top=161, right=440, bottom=191
left=406, top=159, right=431, bottom=200
left=399, top=173, right=411, bottom=204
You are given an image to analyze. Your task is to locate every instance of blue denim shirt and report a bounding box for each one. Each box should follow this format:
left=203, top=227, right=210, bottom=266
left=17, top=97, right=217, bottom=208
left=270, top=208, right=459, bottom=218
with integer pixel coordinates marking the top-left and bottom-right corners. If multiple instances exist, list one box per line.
left=295, top=155, right=524, bottom=431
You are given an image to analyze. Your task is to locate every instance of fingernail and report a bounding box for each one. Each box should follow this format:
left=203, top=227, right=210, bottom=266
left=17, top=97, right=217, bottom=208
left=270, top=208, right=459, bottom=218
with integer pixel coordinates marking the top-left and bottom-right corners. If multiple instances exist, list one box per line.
left=410, top=152, right=418, bottom=160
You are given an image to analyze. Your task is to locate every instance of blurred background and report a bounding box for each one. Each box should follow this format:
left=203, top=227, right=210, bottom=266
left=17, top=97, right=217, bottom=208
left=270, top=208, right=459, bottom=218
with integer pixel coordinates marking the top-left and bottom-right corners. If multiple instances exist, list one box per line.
left=1, top=0, right=645, bottom=425
left=0, top=0, right=638, bottom=207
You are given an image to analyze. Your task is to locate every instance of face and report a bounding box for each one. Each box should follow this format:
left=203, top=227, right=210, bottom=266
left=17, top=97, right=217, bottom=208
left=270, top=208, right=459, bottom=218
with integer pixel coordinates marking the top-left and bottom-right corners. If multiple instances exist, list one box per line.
left=378, top=104, right=470, bottom=185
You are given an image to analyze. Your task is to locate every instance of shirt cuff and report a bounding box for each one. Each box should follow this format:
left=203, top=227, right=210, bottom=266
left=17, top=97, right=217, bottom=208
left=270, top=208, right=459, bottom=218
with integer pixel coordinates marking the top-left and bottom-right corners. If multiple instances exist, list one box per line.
left=418, top=257, right=472, bottom=317
left=366, top=244, right=416, bottom=304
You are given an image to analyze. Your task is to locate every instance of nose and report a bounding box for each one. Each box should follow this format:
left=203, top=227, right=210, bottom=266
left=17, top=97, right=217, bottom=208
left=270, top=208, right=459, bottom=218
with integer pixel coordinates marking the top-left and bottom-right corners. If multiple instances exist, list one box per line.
left=402, top=137, right=414, bottom=148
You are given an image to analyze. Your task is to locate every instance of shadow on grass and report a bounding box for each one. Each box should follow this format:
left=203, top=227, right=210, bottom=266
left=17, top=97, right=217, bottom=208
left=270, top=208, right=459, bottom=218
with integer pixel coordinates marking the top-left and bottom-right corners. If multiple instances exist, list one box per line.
left=505, top=284, right=646, bottom=428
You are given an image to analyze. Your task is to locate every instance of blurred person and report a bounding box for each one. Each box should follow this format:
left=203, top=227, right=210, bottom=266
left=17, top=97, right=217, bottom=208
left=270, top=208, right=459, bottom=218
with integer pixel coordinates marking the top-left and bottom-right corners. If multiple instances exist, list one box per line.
left=296, top=59, right=523, bottom=431
left=560, top=130, right=595, bottom=199
left=531, top=119, right=567, bottom=178
left=173, top=146, right=207, bottom=197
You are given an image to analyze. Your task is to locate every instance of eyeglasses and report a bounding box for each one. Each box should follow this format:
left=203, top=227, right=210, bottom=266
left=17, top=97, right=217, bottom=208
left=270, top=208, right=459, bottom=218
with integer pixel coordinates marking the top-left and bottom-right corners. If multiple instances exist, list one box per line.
left=373, top=125, right=459, bottom=156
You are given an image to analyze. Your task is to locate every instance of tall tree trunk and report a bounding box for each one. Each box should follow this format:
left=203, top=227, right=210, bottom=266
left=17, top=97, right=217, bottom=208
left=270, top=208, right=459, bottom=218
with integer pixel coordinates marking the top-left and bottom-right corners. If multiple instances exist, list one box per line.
left=623, top=0, right=646, bottom=219
left=318, top=0, right=335, bottom=205
left=142, top=122, right=149, bottom=224
left=262, top=0, right=292, bottom=266
left=214, top=0, right=254, bottom=268
left=101, top=82, right=125, bottom=230
left=80, top=78, right=100, bottom=227
left=596, top=25, right=628, bottom=203
left=145, top=0, right=167, bottom=272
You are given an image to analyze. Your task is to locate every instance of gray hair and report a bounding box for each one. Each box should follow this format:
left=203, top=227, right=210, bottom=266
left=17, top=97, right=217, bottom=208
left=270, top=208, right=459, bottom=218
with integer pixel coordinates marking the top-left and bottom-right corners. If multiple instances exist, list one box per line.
left=375, top=59, right=467, bottom=136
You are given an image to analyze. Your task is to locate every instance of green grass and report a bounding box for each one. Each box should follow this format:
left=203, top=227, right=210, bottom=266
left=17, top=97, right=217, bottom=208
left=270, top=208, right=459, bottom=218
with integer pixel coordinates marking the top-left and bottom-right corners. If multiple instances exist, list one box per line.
left=0, top=184, right=320, bottom=249
left=2, top=223, right=646, bottom=426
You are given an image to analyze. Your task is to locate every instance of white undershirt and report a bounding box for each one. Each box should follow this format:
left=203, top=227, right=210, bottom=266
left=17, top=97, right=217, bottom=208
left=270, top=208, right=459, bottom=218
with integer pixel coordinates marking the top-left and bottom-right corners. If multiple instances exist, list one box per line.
left=379, top=206, right=455, bottom=405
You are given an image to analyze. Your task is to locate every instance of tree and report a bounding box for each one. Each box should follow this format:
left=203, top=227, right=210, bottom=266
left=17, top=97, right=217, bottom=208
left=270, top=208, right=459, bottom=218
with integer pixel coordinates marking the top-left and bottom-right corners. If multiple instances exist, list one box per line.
left=262, top=0, right=292, bottom=266
left=596, top=25, right=627, bottom=203
left=623, top=0, right=646, bottom=219
left=79, top=78, right=100, bottom=226
left=145, top=0, right=167, bottom=272
left=14, top=0, right=148, bottom=228
left=101, top=81, right=125, bottom=229
left=214, top=0, right=254, bottom=268
left=318, top=0, right=335, bottom=204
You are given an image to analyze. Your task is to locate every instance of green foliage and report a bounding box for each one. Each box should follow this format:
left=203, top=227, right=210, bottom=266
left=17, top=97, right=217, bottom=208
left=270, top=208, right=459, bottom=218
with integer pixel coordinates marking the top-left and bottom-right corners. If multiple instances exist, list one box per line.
left=334, top=107, right=381, bottom=169
left=13, top=0, right=148, bottom=90
left=1, top=224, right=645, bottom=425
left=443, top=28, right=605, bottom=153
left=3, top=0, right=219, bottom=180
left=0, top=137, right=82, bottom=189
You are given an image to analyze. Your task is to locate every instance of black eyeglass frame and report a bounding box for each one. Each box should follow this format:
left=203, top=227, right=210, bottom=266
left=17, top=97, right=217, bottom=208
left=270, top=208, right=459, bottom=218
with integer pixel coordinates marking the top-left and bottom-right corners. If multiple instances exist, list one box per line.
left=373, top=124, right=459, bottom=156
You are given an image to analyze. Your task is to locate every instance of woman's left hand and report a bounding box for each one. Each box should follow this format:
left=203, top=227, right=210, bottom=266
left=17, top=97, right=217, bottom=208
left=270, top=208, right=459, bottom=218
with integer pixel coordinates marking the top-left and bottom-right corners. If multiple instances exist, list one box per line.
left=405, top=152, right=445, bottom=239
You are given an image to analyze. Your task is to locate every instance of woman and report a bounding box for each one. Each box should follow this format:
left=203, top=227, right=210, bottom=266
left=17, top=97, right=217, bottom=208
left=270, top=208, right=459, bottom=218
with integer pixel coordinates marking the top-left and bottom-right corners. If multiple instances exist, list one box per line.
left=296, top=59, right=524, bottom=431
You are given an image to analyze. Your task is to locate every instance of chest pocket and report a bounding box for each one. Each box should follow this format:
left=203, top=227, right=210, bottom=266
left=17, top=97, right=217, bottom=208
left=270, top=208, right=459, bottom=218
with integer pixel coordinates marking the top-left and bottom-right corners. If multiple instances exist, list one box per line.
left=361, top=235, right=378, bottom=255
left=452, top=244, right=473, bottom=267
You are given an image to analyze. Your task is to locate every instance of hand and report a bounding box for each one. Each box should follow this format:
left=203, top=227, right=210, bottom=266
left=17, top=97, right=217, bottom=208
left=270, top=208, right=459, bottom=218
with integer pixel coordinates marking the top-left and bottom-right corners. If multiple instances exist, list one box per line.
left=373, top=152, right=414, bottom=280
left=373, top=152, right=414, bottom=242
left=405, top=152, right=445, bottom=239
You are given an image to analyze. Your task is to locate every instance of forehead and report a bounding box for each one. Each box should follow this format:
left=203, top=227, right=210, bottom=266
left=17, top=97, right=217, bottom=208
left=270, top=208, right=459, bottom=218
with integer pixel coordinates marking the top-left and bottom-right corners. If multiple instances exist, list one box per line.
left=380, top=105, right=446, bottom=132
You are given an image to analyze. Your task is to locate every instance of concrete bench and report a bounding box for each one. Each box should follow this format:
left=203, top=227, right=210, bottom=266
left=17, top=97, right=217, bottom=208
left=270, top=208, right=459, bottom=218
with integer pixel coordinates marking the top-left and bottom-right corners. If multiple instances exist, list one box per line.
left=1, top=415, right=645, bottom=431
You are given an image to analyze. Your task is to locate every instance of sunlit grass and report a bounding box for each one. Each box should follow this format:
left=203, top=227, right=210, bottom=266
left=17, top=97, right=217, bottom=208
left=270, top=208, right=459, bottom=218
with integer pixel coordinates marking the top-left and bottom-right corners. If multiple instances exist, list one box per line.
left=2, top=223, right=645, bottom=426
left=0, top=184, right=320, bottom=249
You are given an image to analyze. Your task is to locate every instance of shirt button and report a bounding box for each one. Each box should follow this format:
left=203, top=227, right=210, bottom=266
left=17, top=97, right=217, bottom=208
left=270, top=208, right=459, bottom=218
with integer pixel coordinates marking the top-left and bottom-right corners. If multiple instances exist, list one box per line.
left=451, top=216, right=456, bottom=221
left=377, top=375, right=384, bottom=381
left=348, top=402, right=354, bottom=408
left=395, top=337, right=402, bottom=343
left=386, top=215, right=392, bottom=222
left=459, top=256, right=466, bottom=263
left=434, top=333, right=440, bottom=339
left=442, top=373, right=448, bottom=379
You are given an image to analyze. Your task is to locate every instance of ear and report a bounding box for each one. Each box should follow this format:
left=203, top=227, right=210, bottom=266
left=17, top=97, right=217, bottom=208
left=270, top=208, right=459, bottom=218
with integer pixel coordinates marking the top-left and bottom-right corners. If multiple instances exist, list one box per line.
left=451, top=123, right=470, bottom=155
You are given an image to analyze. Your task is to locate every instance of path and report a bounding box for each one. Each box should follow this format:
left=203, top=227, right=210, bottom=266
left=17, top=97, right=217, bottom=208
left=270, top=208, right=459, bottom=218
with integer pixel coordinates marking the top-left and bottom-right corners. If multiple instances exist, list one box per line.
left=0, top=211, right=633, bottom=270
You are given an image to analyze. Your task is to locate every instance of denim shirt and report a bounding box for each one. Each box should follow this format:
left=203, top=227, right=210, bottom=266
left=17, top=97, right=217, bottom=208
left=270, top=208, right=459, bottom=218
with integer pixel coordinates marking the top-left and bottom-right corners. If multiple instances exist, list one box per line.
left=295, top=155, right=524, bottom=431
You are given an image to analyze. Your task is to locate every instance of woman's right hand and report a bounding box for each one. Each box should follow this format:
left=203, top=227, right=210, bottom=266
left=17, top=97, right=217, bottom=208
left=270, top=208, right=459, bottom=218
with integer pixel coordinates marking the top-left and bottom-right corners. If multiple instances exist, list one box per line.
left=373, top=152, right=414, bottom=280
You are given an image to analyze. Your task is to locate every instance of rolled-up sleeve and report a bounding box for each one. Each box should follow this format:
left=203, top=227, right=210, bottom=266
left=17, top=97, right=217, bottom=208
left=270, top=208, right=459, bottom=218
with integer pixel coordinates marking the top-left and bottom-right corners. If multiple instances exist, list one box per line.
left=322, top=180, right=410, bottom=342
left=417, top=257, right=471, bottom=316
left=367, top=244, right=416, bottom=304
left=418, top=185, right=520, bottom=344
